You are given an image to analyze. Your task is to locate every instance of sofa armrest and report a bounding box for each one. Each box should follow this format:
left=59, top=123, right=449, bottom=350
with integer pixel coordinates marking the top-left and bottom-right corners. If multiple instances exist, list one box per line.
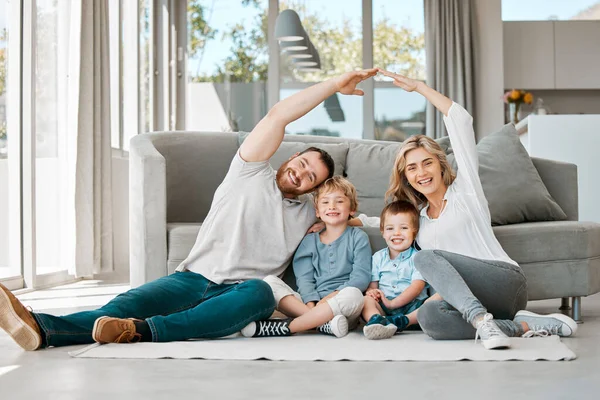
left=531, top=157, right=578, bottom=221
left=129, top=134, right=167, bottom=287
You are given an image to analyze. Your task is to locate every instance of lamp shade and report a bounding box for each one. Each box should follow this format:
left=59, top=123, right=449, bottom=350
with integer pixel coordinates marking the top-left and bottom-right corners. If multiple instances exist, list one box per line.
left=294, top=60, right=318, bottom=67
left=275, top=10, right=305, bottom=42
left=296, top=41, right=321, bottom=69
left=279, top=38, right=308, bottom=52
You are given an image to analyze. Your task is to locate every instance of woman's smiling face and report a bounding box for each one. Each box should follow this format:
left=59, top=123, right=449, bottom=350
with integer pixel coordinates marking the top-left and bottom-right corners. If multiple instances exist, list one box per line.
left=403, top=147, right=445, bottom=198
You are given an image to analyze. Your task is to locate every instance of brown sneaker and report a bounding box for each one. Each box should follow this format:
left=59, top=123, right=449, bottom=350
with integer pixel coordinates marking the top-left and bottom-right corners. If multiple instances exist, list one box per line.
left=0, top=283, right=42, bottom=351
left=92, top=317, right=143, bottom=344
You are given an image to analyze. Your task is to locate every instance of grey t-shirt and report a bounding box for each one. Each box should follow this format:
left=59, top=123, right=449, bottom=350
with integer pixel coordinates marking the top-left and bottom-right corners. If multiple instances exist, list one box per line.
left=177, top=150, right=318, bottom=284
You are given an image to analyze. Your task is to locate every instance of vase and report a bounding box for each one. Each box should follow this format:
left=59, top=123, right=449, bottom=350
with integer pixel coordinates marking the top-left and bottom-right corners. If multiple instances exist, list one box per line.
left=509, top=103, right=521, bottom=124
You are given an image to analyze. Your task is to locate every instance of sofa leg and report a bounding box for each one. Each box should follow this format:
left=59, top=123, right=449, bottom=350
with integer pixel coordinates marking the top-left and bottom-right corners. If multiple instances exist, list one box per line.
left=559, top=297, right=571, bottom=313
left=571, top=296, right=583, bottom=324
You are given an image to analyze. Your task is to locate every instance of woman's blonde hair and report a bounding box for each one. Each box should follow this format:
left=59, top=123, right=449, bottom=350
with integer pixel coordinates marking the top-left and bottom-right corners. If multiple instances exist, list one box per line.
left=385, top=135, right=456, bottom=210
left=314, top=176, right=359, bottom=215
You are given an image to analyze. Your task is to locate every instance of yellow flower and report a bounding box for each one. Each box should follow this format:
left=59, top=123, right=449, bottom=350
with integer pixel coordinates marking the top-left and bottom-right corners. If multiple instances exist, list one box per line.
left=523, top=92, right=533, bottom=104
left=510, top=89, right=521, bottom=101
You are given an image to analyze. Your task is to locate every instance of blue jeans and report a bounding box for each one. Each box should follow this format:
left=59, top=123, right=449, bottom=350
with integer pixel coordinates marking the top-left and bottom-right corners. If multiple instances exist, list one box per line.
left=32, top=271, right=276, bottom=348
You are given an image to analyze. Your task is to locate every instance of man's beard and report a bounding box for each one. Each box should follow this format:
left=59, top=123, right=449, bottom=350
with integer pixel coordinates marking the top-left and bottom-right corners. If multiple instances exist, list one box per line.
left=276, top=161, right=305, bottom=196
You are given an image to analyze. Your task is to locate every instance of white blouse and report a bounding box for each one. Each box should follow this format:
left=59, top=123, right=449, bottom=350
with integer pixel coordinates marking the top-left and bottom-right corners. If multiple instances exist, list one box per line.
left=359, top=102, right=517, bottom=266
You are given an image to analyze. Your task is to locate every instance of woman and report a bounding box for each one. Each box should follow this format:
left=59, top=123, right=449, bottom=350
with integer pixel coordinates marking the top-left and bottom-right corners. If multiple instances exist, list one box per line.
left=356, top=69, right=578, bottom=349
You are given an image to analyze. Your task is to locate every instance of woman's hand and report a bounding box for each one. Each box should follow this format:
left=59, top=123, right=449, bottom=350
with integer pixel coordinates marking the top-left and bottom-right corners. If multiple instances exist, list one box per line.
left=306, top=221, right=325, bottom=234
left=377, top=68, right=420, bottom=92
left=334, top=69, right=378, bottom=96
left=377, top=67, right=452, bottom=115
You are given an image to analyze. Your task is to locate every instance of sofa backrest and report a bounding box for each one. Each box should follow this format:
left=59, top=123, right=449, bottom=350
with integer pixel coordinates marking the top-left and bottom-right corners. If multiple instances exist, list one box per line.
left=149, top=132, right=239, bottom=223
left=144, top=131, right=577, bottom=224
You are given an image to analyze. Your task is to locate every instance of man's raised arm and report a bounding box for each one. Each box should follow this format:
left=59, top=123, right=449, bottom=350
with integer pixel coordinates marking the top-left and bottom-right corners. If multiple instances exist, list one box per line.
left=239, top=69, right=377, bottom=163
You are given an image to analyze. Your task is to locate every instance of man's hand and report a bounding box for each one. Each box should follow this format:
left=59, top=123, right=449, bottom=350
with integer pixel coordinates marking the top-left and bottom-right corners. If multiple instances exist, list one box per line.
left=334, top=68, right=378, bottom=96
left=306, top=221, right=325, bottom=234
left=317, top=291, right=339, bottom=306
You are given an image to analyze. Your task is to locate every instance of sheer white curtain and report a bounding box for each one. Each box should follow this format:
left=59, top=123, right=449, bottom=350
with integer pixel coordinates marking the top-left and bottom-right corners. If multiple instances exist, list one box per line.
left=62, top=0, right=113, bottom=277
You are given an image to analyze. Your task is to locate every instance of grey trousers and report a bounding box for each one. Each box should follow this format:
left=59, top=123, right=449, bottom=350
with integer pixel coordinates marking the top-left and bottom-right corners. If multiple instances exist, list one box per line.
left=414, top=250, right=528, bottom=339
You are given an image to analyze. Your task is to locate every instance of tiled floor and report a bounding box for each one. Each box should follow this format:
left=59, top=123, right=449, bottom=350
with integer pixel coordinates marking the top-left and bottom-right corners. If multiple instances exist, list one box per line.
left=1, top=280, right=599, bottom=399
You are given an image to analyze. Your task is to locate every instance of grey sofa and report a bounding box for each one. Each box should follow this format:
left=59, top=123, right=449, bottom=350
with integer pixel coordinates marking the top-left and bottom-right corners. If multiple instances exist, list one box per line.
left=130, top=131, right=600, bottom=321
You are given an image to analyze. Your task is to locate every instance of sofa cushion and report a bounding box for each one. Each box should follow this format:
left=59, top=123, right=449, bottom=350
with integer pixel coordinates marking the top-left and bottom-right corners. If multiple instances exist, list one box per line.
left=446, top=123, right=567, bottom=225
left=167, top=223, right=202, bottom=273
left=344, top=143, right=401, bottom=216
left=492, top=221, right=600, bottom=264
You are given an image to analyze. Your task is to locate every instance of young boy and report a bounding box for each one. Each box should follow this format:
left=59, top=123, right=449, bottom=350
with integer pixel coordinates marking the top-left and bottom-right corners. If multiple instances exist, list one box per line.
left=241, top=176, right=372, bottom=338
left=362, top=200, right=432, bottom=340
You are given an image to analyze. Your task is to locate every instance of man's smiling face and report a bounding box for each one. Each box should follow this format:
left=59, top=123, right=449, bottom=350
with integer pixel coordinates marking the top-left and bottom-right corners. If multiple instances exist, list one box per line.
left=276, top=151, right=330, bottom=197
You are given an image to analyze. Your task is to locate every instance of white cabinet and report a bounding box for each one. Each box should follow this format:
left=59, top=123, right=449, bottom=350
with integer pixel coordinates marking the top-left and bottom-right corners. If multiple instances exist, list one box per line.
left=503, top=21, right=555, bottom=89
left=503, top=21, right=600, bottom=89
left=554, top=21, right=600, bottom=89
left=522, top=114, right=600, bottom=223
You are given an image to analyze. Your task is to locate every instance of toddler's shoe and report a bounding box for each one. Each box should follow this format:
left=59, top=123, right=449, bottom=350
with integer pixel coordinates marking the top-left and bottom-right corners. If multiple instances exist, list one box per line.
left=387, top=314, right=410, bottom=333
left=363, top=314, right=397, bottom=340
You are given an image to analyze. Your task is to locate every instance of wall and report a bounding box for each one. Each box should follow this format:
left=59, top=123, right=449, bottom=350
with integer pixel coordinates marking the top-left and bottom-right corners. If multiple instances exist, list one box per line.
left=474, top=0, right=505, bottom=140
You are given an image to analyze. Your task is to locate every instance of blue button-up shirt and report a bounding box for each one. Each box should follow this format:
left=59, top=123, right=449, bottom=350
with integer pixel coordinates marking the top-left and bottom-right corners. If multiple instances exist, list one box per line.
left=293, top=227, right=372, bottom=303
left=371, top=246, right=428, bottom=301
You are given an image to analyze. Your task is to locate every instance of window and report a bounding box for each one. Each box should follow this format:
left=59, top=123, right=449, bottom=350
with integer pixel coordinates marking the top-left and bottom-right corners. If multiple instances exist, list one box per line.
left=280, top=0, right=363, bottom=84
left=502, top=0, right=600, bottom=21
left=186, top=0, right=269, bottom=132
left=0, top=0, right=19, bottom=283
left=34, top=0, right=69, bottom=276
left=373, top=0, right=425, bottom=141
left=276, top=0, right=425, bottom=141
left=279, top=0, right=363, bottom=139
left=281, top=88, right=364, bottom=139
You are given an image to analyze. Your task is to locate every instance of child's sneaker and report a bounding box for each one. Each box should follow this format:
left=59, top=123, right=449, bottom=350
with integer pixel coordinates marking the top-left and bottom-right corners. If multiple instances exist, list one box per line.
left=316, top=315, right=349, bottom=338
left=475, top=313, right=511, bottom=350
left=387, top=314, right=410, bottom=333
left=241, top=319, right=291, bottom=337
left=363, top=314, right=397, bottom=340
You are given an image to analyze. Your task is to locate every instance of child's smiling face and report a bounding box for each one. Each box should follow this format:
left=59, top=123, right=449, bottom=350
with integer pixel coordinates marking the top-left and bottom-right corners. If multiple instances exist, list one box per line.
left=315, top=189, right=355, bottom=226
left=382, top=212, right=417, bottom=254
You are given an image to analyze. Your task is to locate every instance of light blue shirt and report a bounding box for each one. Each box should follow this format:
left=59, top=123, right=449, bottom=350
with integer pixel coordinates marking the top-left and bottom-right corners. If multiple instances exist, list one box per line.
left=371, top=246, right=428, bottom=301
left=293, top=226, right=372, bottom=303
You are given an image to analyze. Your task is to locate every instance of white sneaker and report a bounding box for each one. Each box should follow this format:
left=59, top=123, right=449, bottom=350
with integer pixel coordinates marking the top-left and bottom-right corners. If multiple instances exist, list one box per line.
left=317, top=315, right=349, bottom=338
left=514, top=310, right=578, bottom=337
left=475, top=313, right=511, bottom=350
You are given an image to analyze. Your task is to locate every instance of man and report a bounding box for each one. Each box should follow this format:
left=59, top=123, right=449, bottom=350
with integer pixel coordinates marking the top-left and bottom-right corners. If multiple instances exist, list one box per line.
left=0, top=68, right=378, bottom=350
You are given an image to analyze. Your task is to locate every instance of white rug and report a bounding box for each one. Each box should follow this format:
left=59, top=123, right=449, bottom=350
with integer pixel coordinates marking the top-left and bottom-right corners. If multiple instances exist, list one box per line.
left=69, top=331, right=576, bottom=361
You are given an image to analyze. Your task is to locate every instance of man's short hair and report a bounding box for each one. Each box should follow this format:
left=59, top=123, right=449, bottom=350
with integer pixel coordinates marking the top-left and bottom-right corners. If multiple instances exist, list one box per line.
left=314, top=176, right=359, bottom=215
left=379, top=200, right=420, bottom=233
left=298, top=147, right=335, bottom=182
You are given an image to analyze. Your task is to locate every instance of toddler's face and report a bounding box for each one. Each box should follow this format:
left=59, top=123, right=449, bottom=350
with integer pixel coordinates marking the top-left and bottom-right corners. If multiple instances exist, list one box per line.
left=381, top=212, right=417, bottom=253
left=315, top=189, right=355, bottom=226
